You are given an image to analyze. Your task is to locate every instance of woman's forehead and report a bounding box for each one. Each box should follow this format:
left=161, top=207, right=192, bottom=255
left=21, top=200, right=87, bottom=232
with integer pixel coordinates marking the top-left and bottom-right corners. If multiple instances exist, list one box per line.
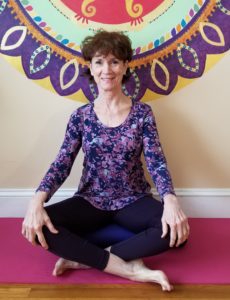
left=93, top=52, right=117, bottom=59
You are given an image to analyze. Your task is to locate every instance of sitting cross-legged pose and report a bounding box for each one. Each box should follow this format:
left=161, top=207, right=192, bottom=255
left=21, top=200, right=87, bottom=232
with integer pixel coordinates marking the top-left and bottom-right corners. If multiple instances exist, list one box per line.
left=22, top=30, right=190, bottom=292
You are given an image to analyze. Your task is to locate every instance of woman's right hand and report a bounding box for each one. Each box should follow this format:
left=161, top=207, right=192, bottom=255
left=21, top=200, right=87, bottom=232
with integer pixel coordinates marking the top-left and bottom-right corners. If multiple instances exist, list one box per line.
left=22, top=193, right=58, bottom=249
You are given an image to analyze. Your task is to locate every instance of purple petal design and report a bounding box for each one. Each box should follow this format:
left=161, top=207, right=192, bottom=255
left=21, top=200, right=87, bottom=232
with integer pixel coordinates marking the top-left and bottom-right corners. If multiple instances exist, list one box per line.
left=0, top=0, right=230, bottom=102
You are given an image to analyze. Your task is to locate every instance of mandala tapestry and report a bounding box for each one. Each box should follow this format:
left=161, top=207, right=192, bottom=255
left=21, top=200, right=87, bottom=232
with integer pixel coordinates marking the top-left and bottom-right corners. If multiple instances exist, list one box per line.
left=0, top=0, right=230, bottom=102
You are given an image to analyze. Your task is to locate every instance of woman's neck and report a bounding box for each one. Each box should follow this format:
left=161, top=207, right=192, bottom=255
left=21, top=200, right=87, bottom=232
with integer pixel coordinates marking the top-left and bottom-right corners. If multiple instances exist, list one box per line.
left=95, top=89, right=130, bottom=110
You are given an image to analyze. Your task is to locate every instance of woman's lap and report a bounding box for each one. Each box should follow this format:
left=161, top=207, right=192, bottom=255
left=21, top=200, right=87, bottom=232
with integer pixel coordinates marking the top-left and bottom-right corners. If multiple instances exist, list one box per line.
left=110, top=196, right=171, bottom=260
left=113, top=195, right=164, bottom=233
left=42, top=194, right=172, bottom=265
left=43, top=197, right=112, bottom=269
left=44, top=194, right=164, bottom=235
left=45, top=196, right=114, bottom=235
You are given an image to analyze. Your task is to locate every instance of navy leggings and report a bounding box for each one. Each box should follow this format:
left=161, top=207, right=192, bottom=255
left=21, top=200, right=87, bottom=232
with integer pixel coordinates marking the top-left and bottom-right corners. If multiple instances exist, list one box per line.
left=42, top=195, right=173, bottom=270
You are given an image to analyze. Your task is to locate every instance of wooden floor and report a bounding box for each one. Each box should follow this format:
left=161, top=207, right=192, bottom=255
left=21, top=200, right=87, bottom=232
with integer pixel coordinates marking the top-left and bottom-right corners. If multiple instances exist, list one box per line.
left=0, top=284, right=230, bottom=300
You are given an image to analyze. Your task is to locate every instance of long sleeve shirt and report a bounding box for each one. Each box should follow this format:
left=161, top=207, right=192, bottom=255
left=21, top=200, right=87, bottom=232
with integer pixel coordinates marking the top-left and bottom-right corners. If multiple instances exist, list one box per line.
left=37, top=100, right=175, bottom=210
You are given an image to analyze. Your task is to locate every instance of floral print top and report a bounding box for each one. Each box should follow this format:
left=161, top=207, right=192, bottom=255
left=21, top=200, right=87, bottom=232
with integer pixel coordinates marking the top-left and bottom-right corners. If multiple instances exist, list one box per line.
left=37, top=100, right=175, bottom=210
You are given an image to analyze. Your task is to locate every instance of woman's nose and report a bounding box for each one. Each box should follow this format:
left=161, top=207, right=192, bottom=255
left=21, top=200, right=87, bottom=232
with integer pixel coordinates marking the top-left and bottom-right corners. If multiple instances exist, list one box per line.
left=102, top=62, right=111, bottom=72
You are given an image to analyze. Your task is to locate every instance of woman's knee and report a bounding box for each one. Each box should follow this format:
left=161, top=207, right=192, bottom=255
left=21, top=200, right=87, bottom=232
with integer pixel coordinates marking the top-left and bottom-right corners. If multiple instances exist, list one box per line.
left=146, top=227, right=188, bottom=254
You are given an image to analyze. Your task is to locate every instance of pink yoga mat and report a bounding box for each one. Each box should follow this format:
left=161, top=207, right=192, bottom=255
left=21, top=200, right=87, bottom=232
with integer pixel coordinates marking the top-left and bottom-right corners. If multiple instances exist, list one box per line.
left=0, top=218, right=230, bottom=284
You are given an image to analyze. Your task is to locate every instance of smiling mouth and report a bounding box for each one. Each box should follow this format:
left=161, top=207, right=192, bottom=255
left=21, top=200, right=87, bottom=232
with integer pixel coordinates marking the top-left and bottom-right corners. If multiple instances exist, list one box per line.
left=102, top=78, right=114, bottom=81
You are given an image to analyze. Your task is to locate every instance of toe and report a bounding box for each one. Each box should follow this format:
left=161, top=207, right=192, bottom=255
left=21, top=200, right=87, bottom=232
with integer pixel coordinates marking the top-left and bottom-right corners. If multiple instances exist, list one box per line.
left=162, top=282, right=173, bottom=292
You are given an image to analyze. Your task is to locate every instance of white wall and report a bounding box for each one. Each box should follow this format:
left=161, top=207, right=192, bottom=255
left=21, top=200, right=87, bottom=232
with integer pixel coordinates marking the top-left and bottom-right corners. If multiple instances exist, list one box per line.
left=0, top=52, right=230, bottom=217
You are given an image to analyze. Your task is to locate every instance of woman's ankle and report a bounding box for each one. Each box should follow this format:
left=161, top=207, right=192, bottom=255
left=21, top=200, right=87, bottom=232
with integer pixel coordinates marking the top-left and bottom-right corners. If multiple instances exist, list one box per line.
left=104, top=253, right=134, bottom=278
left=104, top=254, right=146, bottom=280
left=103, top=254, right=172, bottom=291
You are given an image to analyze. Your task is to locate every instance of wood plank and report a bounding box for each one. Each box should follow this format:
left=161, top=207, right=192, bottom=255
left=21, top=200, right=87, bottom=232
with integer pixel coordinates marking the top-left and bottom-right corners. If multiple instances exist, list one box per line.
left=0, top=286, right=30, bottom=298
left=0, top=284, right=230, bottom=299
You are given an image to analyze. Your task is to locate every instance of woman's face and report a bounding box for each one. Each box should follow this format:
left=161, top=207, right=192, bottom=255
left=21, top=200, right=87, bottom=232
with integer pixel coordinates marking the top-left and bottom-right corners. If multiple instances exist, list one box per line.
left=90, top=52, right=128, bottom=92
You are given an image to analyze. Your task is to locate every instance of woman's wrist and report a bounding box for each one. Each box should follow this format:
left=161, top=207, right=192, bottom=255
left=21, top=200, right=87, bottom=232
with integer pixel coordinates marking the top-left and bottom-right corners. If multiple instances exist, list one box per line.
left=163, top=193, right=179, bottom=205
left=31, top=191, right=48, bottom=207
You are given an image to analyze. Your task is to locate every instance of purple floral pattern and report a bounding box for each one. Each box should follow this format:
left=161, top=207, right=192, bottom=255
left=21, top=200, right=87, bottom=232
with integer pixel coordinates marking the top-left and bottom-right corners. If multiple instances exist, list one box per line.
left=37, top=101, right=175, bottom=210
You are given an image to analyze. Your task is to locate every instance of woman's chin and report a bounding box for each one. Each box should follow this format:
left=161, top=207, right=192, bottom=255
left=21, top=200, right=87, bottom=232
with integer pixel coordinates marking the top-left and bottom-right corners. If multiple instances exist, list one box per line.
left=101, top=85, right=117, bottom=92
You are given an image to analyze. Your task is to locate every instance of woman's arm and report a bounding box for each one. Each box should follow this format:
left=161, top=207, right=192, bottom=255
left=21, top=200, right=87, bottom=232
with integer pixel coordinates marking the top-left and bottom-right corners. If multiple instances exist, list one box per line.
left=36, top=109, right=83, bottom=201
left=142, top=107, right=189, bottom=247
left=142, top=107, right=175, bottom=200
left=22, top=108, right=83, bottom=247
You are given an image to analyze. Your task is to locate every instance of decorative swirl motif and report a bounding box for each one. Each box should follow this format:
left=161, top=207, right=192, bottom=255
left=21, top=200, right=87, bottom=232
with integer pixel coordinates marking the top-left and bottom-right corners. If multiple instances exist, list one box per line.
left=1, top=0, right=230, bottom=102
left=125, top=0, right=143, bottom=18
left=81, top=0, right=96, bottom=18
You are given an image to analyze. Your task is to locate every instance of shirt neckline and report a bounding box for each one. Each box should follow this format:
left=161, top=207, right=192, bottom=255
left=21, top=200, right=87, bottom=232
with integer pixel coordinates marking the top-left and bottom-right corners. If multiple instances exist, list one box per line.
left=91, top=98, right=135, bottom=130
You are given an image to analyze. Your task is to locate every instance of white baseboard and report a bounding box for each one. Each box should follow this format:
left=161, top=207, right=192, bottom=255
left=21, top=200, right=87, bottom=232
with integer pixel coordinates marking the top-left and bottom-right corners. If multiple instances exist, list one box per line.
left=0, top=188, right=230, bottom=218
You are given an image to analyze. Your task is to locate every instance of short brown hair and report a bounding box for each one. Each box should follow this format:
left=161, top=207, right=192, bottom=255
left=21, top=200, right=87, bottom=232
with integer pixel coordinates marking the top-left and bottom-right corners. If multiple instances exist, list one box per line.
left=81, top=30, right=133, bottom=83
left=81, top=30, right=133, bottom=62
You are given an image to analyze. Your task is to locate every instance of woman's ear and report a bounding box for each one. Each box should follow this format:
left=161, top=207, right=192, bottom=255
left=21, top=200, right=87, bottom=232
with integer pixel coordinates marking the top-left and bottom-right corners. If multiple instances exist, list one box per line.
left=124, top=60, right=129, bottom=74
left=89, top=63, right=93, bottom=76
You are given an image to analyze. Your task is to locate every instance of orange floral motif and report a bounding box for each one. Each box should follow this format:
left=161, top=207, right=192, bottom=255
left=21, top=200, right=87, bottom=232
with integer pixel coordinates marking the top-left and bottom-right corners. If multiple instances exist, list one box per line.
left=81, top=0, right=96, bottom=18
left=61, top=0, right=164, bottom=26
left=75, top=0, right=96, bottom=24
left=125, top=0, right=143, bottom=25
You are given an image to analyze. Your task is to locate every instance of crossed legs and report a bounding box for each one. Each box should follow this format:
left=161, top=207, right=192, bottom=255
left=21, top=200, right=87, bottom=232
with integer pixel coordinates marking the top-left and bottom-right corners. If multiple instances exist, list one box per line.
left=42, top=195, right=177, bottom=291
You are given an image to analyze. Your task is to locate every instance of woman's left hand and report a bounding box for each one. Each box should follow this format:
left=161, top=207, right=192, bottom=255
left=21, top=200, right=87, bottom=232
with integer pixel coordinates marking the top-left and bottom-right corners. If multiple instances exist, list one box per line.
left=161, top=194, right=190, bottom=247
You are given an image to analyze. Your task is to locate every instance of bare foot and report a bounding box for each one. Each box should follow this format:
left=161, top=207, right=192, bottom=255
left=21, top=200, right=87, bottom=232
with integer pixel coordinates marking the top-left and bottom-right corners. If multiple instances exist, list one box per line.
left=52, top=258, right=90, bottom=276
left=147, top=270, right=173, bottom=292
left=130, top=259, right=173, bottom=292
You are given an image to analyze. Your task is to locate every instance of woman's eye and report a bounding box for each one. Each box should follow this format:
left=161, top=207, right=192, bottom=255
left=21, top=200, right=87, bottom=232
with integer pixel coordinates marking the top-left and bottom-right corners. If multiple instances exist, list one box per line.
left=95, top=60, right=102, bottom=65
left=112, top=60, right=119, bottom=64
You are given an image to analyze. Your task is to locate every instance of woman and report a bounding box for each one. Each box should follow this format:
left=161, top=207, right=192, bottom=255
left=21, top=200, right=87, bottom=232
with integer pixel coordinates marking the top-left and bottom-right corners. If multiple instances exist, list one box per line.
left=22, top=31, right=189, bottom=292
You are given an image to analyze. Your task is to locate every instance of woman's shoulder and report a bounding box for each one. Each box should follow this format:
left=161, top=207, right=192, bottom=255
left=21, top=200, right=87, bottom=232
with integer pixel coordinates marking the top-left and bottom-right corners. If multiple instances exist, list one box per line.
left=66, top=103, right=91, bottom=127
left=133, top=101, right=153, bottom=114
left=71, top=103, right=92, bottom=117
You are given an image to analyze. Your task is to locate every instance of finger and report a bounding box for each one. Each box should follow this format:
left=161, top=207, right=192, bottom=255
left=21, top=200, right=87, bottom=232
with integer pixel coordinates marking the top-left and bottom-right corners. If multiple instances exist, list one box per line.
left=176, top=225, right=184, bottom=247
left=29, top=231, right=37, bottom=246
left=36, top=231, right=48, bottom=249
left=21, top=224, right=26, bottom=236
left=186, top=222, right=190, bottom=236
left=23, top=226, right=30, bottom=240
left=170, top=226, right=177, bottom=247
left=24, top=229, right=29, bottom=240
left=21, top=222, right=29, bottom=237
left=24, top=227, right=37, bottom=246
left=183, top=223, right=189, bottom=238
left=45, top=219, right=58, bottom=234
left=161, top=219, right=168, bottom=238
left=181, top=221, right=190, bottom=240
left=177, top=221, right=190, bottom=246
